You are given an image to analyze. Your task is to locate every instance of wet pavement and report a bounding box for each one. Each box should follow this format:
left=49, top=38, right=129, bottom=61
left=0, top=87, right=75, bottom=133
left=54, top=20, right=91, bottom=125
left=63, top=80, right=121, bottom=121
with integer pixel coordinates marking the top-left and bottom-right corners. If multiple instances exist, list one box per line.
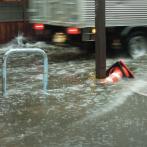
left=0, top=40, right=147, bottom=147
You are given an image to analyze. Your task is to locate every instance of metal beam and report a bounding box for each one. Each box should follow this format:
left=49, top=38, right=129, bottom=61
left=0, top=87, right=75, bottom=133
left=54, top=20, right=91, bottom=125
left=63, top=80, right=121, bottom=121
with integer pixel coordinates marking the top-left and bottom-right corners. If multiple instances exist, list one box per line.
left=95, top=0, right=106, bottom=79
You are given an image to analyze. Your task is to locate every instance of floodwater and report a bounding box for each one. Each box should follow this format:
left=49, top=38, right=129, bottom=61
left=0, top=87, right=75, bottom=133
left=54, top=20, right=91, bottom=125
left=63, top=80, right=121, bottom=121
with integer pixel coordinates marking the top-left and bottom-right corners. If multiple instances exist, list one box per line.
left=0, top=38, right=147, bottom=147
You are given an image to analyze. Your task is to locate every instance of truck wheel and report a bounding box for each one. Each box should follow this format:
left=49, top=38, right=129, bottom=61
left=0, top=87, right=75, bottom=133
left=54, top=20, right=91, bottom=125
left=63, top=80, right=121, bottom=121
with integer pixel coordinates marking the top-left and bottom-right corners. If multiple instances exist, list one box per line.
left=127, top=34, right=147, bottom=58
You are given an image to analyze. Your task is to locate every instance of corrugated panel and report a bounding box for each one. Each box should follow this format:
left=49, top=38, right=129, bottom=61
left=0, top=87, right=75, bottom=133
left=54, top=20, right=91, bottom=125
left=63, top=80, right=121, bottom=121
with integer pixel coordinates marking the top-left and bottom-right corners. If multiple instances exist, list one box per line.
left=0, top=21, right=32, bottom=44
left=82, top=0, right=147, bottom=27
left=48, top=0, right=78, bottom=23
left=82, top=0, right=95, bottom=27
left=28, top=0, right=46, bottom=21
left=0, top=2, right=24, bottom=22
left=29, top=0, right=80, bottom=26
left=28, top=0, right=147, bottom=27
left=106, top=0, right=147, bottom=26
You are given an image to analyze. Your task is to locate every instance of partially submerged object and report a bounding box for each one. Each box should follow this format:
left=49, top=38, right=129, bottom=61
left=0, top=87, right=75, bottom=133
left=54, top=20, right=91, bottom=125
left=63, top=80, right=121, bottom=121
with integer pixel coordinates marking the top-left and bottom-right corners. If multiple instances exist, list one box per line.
left=100, top=60, right=134, bottom=84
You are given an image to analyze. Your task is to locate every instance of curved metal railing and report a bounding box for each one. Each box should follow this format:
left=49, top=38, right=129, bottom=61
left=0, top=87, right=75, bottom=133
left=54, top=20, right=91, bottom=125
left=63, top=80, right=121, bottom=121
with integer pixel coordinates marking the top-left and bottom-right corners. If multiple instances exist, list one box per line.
left=2, top=48, right=48, bottom=97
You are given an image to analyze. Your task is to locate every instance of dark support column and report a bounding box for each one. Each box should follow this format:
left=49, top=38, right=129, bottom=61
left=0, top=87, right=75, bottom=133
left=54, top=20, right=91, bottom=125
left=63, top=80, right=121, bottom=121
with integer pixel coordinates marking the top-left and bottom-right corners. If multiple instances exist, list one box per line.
left=95, top=0, right=106, bottom=79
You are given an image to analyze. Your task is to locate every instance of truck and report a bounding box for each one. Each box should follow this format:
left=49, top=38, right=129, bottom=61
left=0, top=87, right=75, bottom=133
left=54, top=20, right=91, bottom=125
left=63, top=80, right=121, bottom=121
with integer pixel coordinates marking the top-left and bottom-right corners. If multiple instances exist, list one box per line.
left=28, top=0, right=147, bottom=57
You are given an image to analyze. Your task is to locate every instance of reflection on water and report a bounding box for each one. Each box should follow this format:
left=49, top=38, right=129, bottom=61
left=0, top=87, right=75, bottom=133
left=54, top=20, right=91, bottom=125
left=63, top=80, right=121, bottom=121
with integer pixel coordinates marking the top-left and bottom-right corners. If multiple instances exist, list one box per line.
left=0, top=39, right=147, bottom=147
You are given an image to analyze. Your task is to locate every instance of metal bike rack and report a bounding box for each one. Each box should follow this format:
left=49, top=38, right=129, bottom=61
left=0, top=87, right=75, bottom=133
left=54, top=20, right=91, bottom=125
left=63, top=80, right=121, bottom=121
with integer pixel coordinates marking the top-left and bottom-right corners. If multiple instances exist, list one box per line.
left=2, top=48, right=48, bottom=97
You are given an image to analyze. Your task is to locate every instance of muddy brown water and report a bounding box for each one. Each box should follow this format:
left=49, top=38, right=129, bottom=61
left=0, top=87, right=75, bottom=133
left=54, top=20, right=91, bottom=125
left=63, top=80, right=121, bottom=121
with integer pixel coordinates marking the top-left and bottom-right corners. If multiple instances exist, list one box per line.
left=0, top=43, right=147, bottom=147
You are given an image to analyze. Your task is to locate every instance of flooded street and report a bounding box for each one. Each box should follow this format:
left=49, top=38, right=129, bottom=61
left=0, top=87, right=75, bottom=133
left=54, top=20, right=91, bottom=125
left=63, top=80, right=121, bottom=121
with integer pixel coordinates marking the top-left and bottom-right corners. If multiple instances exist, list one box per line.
left=0, top=41, right=147, bottom=147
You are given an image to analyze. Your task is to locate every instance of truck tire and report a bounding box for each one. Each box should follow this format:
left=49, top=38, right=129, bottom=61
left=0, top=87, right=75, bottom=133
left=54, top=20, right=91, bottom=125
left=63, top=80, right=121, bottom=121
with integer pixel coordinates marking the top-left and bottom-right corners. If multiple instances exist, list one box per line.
left=127, top=32, right=147, bottom=58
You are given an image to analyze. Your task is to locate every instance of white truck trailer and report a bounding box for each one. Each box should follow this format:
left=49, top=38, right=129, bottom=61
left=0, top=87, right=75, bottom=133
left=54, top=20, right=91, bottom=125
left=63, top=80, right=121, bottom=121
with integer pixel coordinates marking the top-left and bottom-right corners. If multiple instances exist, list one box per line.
left=28, top=0, right=147, bottom=57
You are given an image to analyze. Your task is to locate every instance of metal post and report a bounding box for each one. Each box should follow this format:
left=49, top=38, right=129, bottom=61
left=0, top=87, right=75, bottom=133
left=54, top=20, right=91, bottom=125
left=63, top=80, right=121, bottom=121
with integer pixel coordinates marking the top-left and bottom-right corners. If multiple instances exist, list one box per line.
left=95, top=0, right=106, bottom=79
left=2, top=48, right=48, bottom=97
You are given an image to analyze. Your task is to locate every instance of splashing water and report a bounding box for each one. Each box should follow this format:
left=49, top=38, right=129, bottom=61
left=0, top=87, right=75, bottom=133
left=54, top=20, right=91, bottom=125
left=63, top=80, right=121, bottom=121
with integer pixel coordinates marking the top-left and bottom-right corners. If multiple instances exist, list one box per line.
left=75, top=79, right=147, bottom=124
left=0, top=35, right=49, bottom=53
left=131, top=49, right=147, bottom=59
left=0, top=38, right=147, bottom=147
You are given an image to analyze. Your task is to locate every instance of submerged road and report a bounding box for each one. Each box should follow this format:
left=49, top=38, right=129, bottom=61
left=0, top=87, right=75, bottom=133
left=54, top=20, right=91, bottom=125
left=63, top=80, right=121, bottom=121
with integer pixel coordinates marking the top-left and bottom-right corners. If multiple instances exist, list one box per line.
left=0, top=42, right=147, bottom=147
